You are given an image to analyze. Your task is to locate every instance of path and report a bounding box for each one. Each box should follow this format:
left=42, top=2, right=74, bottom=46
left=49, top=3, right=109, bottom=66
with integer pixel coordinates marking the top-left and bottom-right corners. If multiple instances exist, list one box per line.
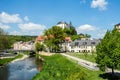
left=61, top=53, right=99, bottom=71
left=61, top=53, right=120, bottom=74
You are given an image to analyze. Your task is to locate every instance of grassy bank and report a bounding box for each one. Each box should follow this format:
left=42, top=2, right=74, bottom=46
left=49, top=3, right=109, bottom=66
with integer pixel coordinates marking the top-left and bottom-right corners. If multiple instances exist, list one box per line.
left=67, top=53, right=96, bottom=63
left=33, top=54, right=86, bottom=80
left=0, top=54, right=23, bottom=66
left=33, top=54, right=104, bottom=80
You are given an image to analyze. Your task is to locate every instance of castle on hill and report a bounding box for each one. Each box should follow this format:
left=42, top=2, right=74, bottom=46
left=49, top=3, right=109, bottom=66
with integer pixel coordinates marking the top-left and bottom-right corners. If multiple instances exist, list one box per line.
left=56, top=21, right=75, bottom=30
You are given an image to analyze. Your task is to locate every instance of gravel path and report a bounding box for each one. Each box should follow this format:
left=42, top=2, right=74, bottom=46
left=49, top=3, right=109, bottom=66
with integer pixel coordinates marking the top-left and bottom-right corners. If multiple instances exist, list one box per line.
left=61, top=53, right=99, bottom=71
left=61, top=53, right=120, bottom=74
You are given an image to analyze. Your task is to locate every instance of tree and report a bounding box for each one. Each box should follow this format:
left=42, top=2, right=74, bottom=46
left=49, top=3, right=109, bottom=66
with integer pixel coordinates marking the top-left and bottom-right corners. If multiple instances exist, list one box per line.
left=96, top=28, right=120, bottom=76
left=63, top=27, right=77, bottom=36
left=84, top=34, right=91, bottom=38
left=35, top=42, right=45, bottom=52
left=0, top=28, right=10, bottom=50
left=44, top=26, right=66, bottom=52
left=71, top=35, right=80, bottom=41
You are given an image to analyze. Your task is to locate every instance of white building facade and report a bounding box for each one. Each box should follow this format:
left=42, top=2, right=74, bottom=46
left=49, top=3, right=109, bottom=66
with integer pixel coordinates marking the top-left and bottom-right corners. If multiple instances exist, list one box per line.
left=69, top=38, right=100, bottom=53
left=13, top=41, right=35, bottom=50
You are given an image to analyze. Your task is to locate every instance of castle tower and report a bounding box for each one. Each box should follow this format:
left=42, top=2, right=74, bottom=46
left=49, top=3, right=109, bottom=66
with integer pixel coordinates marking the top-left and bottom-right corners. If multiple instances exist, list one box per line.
left=115, top=23, right=120, bottom=32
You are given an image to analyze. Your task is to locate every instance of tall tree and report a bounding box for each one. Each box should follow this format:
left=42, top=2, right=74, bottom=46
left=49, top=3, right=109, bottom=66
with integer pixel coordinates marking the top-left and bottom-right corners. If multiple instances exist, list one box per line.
left=44, top=26, right=66, bottom=52
left=96, top=28, right=120, bottom=75
left=0, top=28, right=10, bottom=50
left=35, top=42, right=45, bottom=52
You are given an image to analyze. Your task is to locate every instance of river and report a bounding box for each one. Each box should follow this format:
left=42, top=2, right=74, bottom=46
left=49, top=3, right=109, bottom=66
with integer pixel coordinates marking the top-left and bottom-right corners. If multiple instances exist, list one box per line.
left=0, top=57, right=42, bottom=80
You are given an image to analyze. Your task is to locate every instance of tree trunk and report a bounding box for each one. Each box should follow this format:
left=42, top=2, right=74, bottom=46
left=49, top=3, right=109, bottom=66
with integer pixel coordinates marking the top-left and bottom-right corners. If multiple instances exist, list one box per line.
left=111, top=67, right=115, bottom=79
left=112, top=67, right=114, bottom=75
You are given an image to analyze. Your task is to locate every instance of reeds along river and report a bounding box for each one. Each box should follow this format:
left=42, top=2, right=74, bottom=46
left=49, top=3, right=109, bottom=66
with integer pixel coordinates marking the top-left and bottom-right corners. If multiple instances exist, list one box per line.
left=0, top=57, right=43, bottom=80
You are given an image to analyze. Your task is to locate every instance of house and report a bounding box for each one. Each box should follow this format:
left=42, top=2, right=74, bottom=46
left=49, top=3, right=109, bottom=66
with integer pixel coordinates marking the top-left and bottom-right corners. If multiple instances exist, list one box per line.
left=69, top=38, right=100, bottom=53
left=115, top=23, right=120, bottom=32
left=60, top=37, right=72, bottom=52
left=36, top=36, right=44, bottom=42
left=13, top=41, right=34, bottom=50
left=56, top=21, right=76, bottom=30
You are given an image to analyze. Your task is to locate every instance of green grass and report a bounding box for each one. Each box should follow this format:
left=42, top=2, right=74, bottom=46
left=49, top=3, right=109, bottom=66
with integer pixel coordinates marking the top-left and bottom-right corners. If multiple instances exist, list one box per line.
left=33, top=54, right=86, bottom=80
left=66, top=56, right=104, bottom=80
left=33, top=54, right=104, bottom=80
left=67, top=53, right=96, bottom=63
left=78, top=62, right=104, bottom=80
left=0, top=54, right=23, bottom=66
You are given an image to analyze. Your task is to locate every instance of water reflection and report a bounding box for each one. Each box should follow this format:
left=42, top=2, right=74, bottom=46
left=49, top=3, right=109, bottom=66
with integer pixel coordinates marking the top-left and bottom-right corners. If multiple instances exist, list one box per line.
left=0, top=57, right=43, bottom=80
left=0, top=66, right=9, bottom=80
left=35, top=57, right=43, bottom=71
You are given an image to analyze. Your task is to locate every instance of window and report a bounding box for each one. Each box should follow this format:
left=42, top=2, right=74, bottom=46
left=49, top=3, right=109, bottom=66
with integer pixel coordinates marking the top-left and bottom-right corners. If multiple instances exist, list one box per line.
left=82, top=42, right=87, bottom=45
left=75, top=42, right=79, bottom=46
left=91, top=42, right=95, bottom=45
left=88, top=50, right=90, bottom=53
left=71, top=50, right=74, bottom=52
left=79, top=50, right=81, bottom=52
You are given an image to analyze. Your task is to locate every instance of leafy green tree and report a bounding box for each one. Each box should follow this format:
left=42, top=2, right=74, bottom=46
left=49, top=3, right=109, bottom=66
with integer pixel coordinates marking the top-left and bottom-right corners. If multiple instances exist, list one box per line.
left=35, top=42, right=45, bottom=52
left=44, top=26, right=66, bottom=52
left=0, top=28, right=10, bottom=50
left=63, top=27, right=77, bottom=36
left=96, top=28, right=120, bottom=75
left=84, top=34, right=91, bottom=38
left=71, top=35, right=80, bottom=41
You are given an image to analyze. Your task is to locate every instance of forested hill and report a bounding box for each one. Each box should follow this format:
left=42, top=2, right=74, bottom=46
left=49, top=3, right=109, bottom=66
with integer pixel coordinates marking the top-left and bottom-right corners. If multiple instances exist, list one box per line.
left=8, top=35, right=37, bottom=45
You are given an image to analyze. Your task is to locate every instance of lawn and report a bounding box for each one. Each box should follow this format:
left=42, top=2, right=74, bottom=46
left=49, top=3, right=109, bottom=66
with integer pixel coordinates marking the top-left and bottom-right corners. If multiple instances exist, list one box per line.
left=33, top=54, right=104, bottom=80
left=0, top=53, right=23, bottom=66
left=67, top=53, right=96, bottom=63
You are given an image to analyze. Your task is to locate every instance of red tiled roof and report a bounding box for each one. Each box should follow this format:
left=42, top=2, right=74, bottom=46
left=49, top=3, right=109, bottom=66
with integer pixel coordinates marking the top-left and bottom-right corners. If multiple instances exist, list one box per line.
left=36, top=36, right=44, bottom=41
left=65, top=37, right=71, bottom=41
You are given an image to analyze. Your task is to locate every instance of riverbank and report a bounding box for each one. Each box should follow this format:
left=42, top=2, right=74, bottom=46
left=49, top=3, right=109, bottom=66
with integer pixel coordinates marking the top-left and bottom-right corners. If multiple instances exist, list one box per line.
left=0, top=53, right=28, bottom=67
left=38, top=52, right=55, bottom=56
left=11, top=54, right=28, bottom=63
left=33, top=54, right=86, bottom=80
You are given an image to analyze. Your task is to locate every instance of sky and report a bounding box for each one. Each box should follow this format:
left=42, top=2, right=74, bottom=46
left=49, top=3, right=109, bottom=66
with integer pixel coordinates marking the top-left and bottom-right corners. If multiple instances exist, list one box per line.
left=0, top=0, right=120, bottom=38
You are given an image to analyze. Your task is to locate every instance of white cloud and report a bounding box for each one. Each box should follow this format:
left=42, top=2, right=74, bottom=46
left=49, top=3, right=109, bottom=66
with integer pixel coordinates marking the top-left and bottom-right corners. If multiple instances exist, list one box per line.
left=91, top=0, right=108, bottom=10
left=77, top=24, right=107, bottom=38
left=77, top=24, right=96, bottom=33
left=24, top=16, right=29, bottom=22
left=0, top=23, right=10, bottom=30
left=97, top=29, right=107, bottom=38
left=10, top=30, right=22, bottom=35
left=19, top=22, right=46, bottom=31
left=0, top=12, right=22, bottom=23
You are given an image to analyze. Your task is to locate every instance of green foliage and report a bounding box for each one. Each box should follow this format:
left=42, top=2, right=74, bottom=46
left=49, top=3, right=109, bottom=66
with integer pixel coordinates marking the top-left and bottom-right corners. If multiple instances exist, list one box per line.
left=96, top=28, right=120, bottom=74
left=84, top=34, right=91, bottom=38
left=35, top=42, right=45, bottom=52
left=8, top=35, right=36, bottom=48
left=33, top=54, right=86, bottom=80
left=0, top=54, right=23, bottom=66
left=71, top=35, right=81, bottom=41
left=0, top=28, right=10, bottom=50
left=64, top=27, right=77, bottom=36
left=44, top=26, right=66, bottom=52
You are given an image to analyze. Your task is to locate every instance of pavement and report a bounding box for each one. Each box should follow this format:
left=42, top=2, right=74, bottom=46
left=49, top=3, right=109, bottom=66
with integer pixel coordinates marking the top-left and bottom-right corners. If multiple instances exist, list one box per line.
left=61, top=53, right=99, bottom=71
left=0, top=52, right=16, bottom=59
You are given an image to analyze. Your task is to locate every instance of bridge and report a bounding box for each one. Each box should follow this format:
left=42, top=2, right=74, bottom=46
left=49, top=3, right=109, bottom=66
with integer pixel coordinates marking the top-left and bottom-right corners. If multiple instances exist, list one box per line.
left=5, top=49, right=35, bottom=53
left=0, top=49, right=36, bottom=58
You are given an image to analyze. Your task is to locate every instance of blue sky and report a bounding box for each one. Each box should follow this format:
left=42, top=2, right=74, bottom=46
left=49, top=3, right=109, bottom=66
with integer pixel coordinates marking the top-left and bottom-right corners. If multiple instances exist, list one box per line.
left=0, top=0, right=120, bottom=38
